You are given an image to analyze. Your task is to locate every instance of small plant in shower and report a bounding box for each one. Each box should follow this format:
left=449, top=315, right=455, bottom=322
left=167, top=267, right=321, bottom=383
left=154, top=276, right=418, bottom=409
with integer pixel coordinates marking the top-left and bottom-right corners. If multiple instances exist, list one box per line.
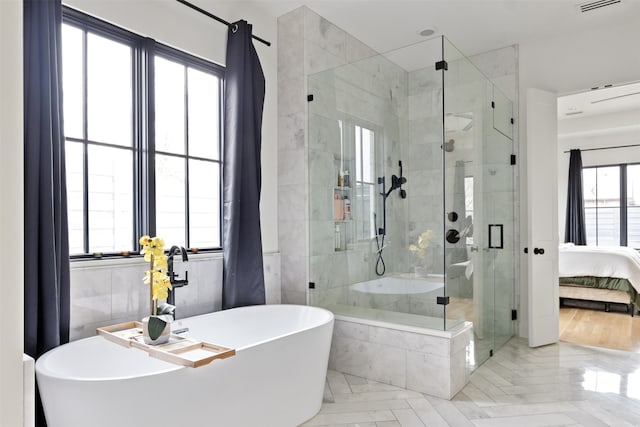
left=139, top=235, right=175, bottom=343
left=409, top=230, right=434, bottom=277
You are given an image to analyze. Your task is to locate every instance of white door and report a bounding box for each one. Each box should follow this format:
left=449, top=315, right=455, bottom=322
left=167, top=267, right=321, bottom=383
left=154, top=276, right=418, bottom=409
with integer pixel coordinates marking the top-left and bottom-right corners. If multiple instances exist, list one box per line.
left=526, top=88, right=559, bottom=347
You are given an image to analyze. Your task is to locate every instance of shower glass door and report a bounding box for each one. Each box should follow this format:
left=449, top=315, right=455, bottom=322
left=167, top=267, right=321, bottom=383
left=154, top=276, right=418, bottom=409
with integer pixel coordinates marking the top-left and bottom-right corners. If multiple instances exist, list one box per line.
left=442, top=37, right=515, bottom=367
left=488, top=86, right=516, bottom=352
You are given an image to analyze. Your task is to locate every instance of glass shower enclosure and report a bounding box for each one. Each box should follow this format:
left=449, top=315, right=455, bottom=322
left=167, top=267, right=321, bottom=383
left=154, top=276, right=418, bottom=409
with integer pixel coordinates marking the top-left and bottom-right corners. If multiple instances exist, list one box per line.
left=307, top=36, right=516, bottom=367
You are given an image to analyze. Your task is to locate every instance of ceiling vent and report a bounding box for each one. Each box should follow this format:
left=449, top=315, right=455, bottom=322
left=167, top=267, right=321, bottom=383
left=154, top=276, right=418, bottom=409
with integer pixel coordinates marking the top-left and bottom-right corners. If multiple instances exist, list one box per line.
left=578, top=0, right=621, bottom=13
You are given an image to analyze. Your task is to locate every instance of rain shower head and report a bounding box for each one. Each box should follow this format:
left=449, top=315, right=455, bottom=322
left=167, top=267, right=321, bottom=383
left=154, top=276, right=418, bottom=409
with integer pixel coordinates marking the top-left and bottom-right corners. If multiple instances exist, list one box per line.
left=444, top=139, right=455, bottom=152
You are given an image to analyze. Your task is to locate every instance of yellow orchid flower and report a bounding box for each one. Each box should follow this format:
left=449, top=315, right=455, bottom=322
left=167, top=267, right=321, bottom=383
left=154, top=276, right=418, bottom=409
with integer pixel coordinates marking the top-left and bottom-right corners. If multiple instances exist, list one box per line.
left=139, top=235, right=175, bottom=317
left=151, top=277, right=172, bottom=301
left=409, top=229, right=433, bottom=260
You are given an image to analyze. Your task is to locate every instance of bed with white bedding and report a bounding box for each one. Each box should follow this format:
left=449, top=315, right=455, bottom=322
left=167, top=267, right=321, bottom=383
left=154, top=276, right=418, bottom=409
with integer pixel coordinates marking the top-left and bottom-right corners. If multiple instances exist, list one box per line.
left=559, top=244, right=640, bottom=316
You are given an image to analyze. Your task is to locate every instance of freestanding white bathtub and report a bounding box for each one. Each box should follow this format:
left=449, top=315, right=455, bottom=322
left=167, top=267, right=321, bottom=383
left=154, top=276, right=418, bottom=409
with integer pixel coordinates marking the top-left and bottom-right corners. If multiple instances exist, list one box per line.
left=36, top=304, right=334, bottom=427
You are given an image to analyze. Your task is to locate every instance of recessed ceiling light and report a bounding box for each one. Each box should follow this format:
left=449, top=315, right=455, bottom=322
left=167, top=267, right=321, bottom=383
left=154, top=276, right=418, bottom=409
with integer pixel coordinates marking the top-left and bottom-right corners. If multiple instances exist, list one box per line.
left=419, top=27, right=437, bottom=37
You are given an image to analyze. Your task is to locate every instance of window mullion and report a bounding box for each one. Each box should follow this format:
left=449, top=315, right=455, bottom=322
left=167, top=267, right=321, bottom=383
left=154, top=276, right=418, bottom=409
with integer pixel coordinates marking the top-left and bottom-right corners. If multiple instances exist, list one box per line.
left=218, top=76, right=224, bottom=249
left=144, top=39, right=157, bottom=239
left=82, top=28, right=90, bottom=254
left=184, top=66, right=191, bottom=248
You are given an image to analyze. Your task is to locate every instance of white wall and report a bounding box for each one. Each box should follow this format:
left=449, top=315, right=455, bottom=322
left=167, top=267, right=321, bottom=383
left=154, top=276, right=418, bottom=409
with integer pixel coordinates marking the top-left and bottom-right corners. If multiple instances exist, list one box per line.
left=0, top=0, right=24, bottom=425
left=518, top=17, right=640, bottom=338
left=64, top=0, right=279, bottom=252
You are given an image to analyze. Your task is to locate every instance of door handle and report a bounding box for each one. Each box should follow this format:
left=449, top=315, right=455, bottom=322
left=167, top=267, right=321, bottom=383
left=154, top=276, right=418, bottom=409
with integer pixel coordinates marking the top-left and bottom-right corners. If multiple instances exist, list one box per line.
left=533, top=247, right=545, bottom=255
left=524, top=247, right=528, bottom=254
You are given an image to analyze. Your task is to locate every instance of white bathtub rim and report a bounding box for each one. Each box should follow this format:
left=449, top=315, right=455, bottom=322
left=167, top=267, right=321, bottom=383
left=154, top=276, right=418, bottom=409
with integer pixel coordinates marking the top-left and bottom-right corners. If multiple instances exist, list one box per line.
left=36, top=304, right=334, bottom=382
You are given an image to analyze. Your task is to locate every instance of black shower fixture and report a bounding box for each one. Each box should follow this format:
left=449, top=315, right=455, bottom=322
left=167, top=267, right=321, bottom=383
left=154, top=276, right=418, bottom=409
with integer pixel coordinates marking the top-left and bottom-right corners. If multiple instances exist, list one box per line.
left=385, top=161, right=407, bottom=199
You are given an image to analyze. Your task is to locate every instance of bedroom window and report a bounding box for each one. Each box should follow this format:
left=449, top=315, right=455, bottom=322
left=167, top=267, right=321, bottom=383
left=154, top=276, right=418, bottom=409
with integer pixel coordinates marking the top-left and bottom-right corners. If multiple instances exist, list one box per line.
left=62, top=7, right=224, bottom=257
left=583, top=163, right=640, bottom=248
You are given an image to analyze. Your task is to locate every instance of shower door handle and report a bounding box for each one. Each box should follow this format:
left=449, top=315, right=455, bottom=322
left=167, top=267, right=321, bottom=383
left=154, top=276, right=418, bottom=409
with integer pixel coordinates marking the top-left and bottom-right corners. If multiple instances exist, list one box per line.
left=488, top=224, right=504, bottom=249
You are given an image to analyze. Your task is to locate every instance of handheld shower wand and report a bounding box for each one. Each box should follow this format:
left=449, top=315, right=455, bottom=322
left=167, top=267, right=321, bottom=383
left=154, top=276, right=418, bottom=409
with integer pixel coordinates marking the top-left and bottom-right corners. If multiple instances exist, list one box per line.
left=385, top=161, right=407, bottom=199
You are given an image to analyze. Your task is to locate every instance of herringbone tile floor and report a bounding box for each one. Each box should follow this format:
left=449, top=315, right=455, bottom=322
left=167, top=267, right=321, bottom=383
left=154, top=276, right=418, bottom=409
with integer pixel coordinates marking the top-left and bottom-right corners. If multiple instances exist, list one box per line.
left=303, top=337, right=640, bottom=426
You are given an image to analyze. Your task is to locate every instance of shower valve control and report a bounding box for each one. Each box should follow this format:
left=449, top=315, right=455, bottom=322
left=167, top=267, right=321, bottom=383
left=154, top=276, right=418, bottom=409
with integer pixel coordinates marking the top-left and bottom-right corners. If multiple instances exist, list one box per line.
left=446, top=229, right=460, bottom=244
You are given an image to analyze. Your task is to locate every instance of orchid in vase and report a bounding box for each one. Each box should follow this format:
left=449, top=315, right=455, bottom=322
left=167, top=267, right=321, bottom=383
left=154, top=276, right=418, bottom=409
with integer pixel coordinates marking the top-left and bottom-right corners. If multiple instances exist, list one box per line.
left=409, top=229, right=434, bottom=276
left=139, top=235, right=175, bottom=343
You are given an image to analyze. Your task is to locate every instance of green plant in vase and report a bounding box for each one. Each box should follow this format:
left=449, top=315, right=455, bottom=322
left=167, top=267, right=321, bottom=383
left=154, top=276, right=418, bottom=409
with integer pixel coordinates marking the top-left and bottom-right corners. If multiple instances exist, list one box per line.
left=139, top=235, right=175, bottom=343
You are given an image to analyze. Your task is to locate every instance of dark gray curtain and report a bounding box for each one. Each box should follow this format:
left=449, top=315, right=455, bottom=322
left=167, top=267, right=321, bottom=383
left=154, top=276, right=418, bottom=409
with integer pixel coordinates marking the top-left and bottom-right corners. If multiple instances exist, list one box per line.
left=24, top=0, right=70, bottom=424
left=565, top=149, right=586, bottom=245
left=222, top=21, right=266, bottom=309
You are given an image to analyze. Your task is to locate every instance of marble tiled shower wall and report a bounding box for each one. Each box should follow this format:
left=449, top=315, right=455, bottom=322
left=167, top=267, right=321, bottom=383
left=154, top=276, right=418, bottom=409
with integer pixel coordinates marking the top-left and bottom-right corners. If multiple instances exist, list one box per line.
left=69, top=253, right=281, bottom=341
left=278, top=7, right=383, bottom=304
left=308, top=51, right=409, bottom=306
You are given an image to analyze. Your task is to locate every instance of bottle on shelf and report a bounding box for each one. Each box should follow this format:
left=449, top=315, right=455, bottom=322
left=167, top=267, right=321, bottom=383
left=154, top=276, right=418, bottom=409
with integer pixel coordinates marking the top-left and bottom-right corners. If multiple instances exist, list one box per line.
left=343, top=196, right=351, bottom=220
left=338, top=171, right=344, bottom=188
left=343, top=170, right=350, bottom=188
left=333, top=194, right=344, bottom=220
left=334, top=224, right=342, bottom=251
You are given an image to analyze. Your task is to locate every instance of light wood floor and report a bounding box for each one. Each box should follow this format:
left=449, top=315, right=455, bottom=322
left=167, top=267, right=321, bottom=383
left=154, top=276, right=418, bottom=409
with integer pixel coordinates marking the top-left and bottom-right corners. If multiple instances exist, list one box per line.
left=559, top=306, right=640, bottom=352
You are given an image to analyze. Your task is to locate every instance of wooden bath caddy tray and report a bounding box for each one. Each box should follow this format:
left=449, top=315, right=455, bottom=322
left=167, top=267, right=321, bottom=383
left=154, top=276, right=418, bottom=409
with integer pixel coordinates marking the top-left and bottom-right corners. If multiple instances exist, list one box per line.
left=97, top=321, right=235, bottom=368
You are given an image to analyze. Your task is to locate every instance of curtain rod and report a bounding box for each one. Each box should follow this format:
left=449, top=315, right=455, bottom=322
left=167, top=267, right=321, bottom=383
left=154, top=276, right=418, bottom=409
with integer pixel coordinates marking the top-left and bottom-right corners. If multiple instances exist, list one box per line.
left=176, top=0, right=271, bottom=47
left=564, top=144, right=640, bottom=153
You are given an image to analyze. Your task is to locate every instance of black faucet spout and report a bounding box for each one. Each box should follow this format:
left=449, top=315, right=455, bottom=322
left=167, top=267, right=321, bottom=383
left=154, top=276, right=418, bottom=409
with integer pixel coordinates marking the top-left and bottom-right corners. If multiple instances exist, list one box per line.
left=167, top=245, right=189, bottom=309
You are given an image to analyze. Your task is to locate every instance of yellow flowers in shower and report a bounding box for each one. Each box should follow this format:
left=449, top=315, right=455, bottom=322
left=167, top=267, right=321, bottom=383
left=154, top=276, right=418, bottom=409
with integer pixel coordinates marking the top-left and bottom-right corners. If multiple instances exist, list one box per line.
left=139, top=235, right=172, bottom=313
left=409, top=229, right=434, bottom=259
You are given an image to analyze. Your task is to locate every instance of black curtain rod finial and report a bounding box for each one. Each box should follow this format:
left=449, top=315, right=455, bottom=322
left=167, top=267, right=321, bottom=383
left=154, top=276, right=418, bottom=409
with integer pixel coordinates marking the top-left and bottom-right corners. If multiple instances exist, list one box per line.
left=176, top=0, right=271, bottom=47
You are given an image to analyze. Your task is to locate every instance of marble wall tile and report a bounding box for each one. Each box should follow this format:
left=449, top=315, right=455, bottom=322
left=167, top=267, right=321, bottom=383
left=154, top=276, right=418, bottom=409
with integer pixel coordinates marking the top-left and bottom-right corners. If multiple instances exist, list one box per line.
left=277, top=7, right=303, bottom=42
left=345, top=36, right=377, bottom=63
left=333, top=319, right=370, bottom=341
left=330, top=335, right=406, bottom=388
left=309, top=186, right=334, bottom=223
left=278, top=148, right=306, bottom=186
left=70, top=267, right=112, bottom=332
left=278, top=113, right=305, bottom=152
left=305, top=40, right=347, bottom=76
left=111, top=264, right=147, bottom=319
left=278, top=19, right=304, bottom=82
left=369, top=327, right=450, bottom=356
left=278, top=77, right=306, bottom=117
left=264, top=253, right=282, bottom=304
left=278, top=183, right=307, bottom=222
left=303, top=8, right=347, bottom=61
left=282, top=288, right=307, bottom=305
left=406, top=350, right=451, bottom=399
left=279, top=219, right=306, bottom=258
left=309, top=221, right=335, bottom=256
left=69, top=253, right=281, bottom=340
left=195, top=258, right=222, bottom=311
left=280, top=253, right=307, bottom=293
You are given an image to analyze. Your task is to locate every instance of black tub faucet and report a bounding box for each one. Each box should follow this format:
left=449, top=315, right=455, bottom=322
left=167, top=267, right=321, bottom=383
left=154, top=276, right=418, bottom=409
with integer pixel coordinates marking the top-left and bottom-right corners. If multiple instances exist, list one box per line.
left=167, top=245, right=189, bottom=309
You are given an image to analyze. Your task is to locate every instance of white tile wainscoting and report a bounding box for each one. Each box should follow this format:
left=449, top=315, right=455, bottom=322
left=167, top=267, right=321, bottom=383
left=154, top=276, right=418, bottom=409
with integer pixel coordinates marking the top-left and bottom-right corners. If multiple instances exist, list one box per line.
left=329, top=315, right=473, bottom=400
left=69, top=252, right=281, bottom=341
